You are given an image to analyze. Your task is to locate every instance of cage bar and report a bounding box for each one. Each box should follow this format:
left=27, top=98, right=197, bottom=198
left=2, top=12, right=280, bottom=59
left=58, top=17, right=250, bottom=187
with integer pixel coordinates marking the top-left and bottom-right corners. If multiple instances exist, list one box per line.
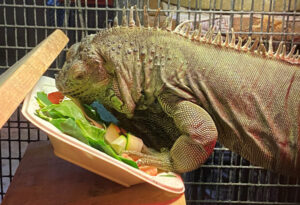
left=0, top=0, right=299, bottom=204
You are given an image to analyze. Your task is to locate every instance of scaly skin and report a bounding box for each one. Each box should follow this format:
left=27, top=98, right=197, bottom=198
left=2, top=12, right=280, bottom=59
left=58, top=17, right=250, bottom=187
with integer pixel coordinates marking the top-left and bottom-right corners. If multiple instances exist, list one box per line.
left=56, top=14, right=300, bottom=176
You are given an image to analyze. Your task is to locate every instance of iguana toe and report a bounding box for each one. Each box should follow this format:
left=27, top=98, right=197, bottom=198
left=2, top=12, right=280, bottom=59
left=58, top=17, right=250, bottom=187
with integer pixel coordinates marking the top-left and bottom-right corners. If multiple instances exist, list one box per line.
left=123, top=150, right=173, bottom=172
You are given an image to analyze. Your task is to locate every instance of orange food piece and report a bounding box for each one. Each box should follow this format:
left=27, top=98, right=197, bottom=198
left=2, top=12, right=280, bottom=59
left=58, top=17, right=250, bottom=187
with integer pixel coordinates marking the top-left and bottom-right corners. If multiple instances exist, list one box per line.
left=121, top=153, right=134, bottom=161
left=47, top=91, right=64, bottom=104
left=129, top=155, right=140, bottom=162
left=114, top=124, right=121, bottom=133
left=138, top=165, right=158, bottom=176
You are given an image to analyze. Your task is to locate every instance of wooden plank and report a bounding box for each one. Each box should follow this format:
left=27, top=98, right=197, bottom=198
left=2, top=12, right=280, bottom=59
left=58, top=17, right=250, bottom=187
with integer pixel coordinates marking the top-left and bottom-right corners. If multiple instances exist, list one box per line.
left=0, top=29, right=68, bottom=129
left=2, top=141, right=186, bottom=205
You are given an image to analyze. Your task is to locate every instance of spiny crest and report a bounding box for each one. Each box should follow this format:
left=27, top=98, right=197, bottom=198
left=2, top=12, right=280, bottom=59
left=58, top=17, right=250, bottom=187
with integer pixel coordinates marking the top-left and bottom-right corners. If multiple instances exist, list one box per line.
left=111, top=6, right=299, bottom=65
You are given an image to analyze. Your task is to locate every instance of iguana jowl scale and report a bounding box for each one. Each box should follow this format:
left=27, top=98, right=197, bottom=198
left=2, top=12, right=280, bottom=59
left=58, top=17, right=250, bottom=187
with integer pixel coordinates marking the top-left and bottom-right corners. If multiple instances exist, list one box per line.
left=56, top=6, right=300, bottom=177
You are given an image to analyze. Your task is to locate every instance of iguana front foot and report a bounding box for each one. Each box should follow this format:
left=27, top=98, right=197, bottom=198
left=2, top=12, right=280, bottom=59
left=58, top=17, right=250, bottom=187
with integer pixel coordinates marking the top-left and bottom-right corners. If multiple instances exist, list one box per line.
left=123, top=149, right=174, bottom=172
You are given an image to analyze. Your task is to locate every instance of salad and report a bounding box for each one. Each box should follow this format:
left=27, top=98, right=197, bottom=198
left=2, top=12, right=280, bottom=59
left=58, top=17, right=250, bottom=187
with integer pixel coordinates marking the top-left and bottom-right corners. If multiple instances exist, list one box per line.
left=35, top=91, right=158, bottom=176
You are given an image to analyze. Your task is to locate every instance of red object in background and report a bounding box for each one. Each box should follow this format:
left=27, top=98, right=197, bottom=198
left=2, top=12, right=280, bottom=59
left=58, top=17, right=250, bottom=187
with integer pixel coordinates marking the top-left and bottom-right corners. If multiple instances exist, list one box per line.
left=60, top=0, right=114, bottom=7
left=48, top=91, right=65, bottom=104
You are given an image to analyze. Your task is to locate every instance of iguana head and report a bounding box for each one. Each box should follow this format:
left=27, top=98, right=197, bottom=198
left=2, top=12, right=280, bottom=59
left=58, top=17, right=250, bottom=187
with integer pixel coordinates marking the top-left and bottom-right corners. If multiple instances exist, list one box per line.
left=55, top=33, right=135, bottom=117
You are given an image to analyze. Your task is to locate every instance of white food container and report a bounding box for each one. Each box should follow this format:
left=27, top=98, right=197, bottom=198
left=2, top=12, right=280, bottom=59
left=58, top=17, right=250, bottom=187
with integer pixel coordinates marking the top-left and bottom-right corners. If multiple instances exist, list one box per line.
left=21, top=76, right=185, bottom=194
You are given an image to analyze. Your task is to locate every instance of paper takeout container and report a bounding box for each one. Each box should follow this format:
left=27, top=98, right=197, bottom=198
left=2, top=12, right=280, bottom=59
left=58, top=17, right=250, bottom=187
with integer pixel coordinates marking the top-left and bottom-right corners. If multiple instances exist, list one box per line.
left=21, top=76, right=185, bottom=194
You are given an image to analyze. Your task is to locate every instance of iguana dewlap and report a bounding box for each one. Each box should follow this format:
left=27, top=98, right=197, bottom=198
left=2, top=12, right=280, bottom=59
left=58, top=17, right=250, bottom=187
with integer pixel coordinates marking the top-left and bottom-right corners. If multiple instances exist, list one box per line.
left=55, top=7, right=300, bottom=177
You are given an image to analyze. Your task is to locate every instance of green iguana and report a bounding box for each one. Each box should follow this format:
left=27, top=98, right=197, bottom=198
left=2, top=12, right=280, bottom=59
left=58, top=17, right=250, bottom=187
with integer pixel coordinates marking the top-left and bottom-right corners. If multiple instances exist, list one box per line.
left=55, top=7, right=300, bottom=177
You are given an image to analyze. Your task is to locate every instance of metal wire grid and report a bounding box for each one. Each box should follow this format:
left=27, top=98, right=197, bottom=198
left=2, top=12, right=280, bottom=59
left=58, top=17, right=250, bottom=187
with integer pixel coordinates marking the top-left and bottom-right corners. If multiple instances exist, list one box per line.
left=0, top=0, right=300, bottom=204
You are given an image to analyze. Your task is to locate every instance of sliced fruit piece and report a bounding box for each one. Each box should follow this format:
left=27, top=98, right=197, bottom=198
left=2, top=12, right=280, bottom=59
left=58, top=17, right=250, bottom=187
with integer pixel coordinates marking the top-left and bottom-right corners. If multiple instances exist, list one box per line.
left=111, top=135, right=127, bottom=154
left=47, top=91, right=64, bottom=104
left=121, top=153, right=134, bottom=161
left=139, top=165, right=158, bottom=176
left=104, top=123, right=121, bottom=144
left=126, top=133, right=143, bottom=152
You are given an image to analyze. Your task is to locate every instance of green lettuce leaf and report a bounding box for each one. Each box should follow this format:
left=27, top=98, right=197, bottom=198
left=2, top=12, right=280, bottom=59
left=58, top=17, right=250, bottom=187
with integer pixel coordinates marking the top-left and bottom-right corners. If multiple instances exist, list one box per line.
left=35, top=92, right=138, bottom=169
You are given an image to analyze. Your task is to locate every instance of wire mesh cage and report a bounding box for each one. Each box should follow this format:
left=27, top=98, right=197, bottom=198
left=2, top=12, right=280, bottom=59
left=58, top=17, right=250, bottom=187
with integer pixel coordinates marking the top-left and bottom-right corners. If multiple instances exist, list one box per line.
left=0, top=0, right=300, bottom=204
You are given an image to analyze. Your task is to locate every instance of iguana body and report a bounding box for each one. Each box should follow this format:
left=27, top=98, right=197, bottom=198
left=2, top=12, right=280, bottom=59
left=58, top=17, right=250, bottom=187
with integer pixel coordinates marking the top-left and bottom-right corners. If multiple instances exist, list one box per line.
left=56, top=7, right=300, bottom=177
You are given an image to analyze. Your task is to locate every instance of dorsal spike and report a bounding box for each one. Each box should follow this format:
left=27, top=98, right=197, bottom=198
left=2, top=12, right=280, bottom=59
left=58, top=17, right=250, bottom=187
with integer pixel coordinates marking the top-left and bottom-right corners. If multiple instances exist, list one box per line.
left=185, top=24, right=191, bottom=38
left=174, top=20, right=193, bottom=33
left=165, top=17, right=172, bottom=31
left=129, top=6, right=135, bottom=27
left=250, top=38, right=259, bottom=52
left=134, top=6, right=141, bottom=27
left=235, top=36, right=243, bottom=51
left=257, top=40, right=267, bottom=57
left=202, top=26, right=210, bottom=41
left=280, top=44, right=287, bottom=59
left=113, top=16, right=118, bottom=27
left=212, top=31, right=222, bottom=46
left=286, top=45, right=297, bottom=59
left=267, top=36, right=273, bottom=57
left=122, top=7, right=127, bottom=27
left=153, top=8, right=161, bottom=29
left=293, top=50, right=299, bottom=60
left=196, top=24, right=202, bottom=41
left=162, top=16, right=170, bottom=30
left=166, top=12, right=174, bottom=31
left=242, top=36, right=251, bottom=51
left=143, top=6, right=149, bottom=28
left=191, top=29, right=198, bottom=40
left=261, top=44, right=267, bottom=57
left=229, top=28, right=236, bottom=48
left=275, top=41, right=284, bottom=58
left=206, top=26, right=214, bottom=43
left=178, top=24, right=186, bottom=35
left=223, top=30, right=229, bottom=47
left=293, top=50, right=300, bottom=64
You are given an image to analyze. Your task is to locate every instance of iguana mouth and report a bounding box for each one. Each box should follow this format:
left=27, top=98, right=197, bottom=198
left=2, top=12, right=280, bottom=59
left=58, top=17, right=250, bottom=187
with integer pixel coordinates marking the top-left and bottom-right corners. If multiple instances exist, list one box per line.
left=55, top=72, right=89, bottom=97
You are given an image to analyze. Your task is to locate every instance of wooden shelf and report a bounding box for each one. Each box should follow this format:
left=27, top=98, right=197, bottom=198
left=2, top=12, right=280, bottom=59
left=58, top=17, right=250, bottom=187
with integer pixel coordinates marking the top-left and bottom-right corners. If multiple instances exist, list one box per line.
left=2, top=141, right=186, bottom=205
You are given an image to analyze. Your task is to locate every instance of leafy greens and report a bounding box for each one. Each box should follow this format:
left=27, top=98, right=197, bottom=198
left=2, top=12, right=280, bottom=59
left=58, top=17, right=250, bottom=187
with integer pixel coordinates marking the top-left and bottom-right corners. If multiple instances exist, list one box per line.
left=35, top=91, right=138, bottom=169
